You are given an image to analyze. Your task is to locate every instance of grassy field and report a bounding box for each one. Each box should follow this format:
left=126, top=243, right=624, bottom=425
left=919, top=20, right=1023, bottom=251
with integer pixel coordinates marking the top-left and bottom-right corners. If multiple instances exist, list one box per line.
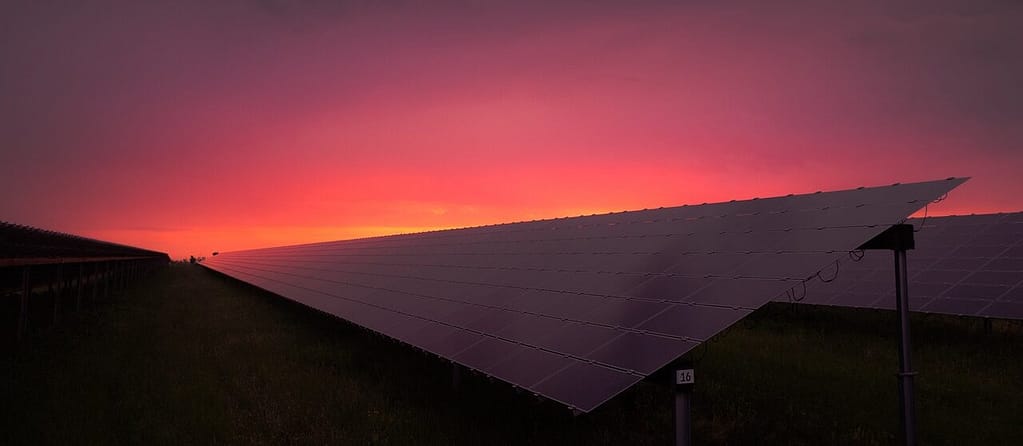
left=2, top=264, right=1021, bottom=445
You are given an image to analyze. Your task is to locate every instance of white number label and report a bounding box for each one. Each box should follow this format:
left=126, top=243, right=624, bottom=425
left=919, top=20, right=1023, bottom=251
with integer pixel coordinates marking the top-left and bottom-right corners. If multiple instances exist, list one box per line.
left=676, top=369, right=694, bottom=385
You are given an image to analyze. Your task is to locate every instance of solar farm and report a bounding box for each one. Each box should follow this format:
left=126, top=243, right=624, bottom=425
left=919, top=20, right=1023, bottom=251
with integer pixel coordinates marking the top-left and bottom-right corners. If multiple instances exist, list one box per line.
left=3, top=178, right=1022, bottom=445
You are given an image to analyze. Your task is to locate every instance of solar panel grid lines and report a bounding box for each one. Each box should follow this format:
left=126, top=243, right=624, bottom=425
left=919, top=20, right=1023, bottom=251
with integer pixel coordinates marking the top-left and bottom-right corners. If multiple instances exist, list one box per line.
left=795, top=211, right=1023, bottom=319
left=204, top=261, right=672, bottom=392
left=217, top=181, right=957, bottom=255
left=206, top=257, right=738, bottom=409
left=238, top=248, right=873, bottom=280
left=203, top=177, right=967, bottom=412
left=209, top=257, right=764, bottom=334
left=215, top=255, right=809, bottom=314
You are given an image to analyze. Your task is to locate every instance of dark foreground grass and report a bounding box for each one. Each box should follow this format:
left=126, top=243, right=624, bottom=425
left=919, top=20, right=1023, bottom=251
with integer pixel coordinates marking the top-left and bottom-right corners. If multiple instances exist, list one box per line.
left=2, top=265, right=1021, bottom=445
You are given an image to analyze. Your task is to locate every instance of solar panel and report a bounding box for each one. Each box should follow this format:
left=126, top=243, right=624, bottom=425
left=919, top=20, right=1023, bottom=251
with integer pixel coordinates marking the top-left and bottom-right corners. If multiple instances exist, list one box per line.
left=792, top=211, right=1023, bottom=320
left=203, top=178, right=965, bottom=412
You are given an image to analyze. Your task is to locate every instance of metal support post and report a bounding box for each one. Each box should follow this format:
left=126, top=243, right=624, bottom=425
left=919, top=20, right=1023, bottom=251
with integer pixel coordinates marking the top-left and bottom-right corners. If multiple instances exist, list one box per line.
left=674, top=367, right=695, bottom=446
left=860, top=224, right=918, bottom=446
left=451, top=363, right=461, bottom=389
left=103, top=263, right=110, bottom=299
left=53, top=265, right=62, bottom=324
left=18, top=267, right=31, bottom=341
left=76, top=263, right=84, bottom=311
left=91, top=263, right=99, bottom=303
left=894, top=249, right=917, bottom=446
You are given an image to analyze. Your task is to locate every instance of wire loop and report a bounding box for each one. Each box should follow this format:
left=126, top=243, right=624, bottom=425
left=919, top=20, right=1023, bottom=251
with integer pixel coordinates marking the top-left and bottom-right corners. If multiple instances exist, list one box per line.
left=914, top=192, right=948, bottom=232
left=786, top=280, right=807, bottom=302
left=848, top=249, right=865, bottom=262
left=816, top=261, right=839, bottom=283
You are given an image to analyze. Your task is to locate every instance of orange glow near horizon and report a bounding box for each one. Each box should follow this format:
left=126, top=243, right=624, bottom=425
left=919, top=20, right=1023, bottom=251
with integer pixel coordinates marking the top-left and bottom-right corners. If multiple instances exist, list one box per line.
left=82, top=174, right=993, bottom=261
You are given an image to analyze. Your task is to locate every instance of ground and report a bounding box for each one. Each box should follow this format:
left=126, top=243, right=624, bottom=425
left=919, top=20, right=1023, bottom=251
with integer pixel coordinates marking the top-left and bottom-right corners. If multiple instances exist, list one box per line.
left=2, top=264, right=1021, bottom=445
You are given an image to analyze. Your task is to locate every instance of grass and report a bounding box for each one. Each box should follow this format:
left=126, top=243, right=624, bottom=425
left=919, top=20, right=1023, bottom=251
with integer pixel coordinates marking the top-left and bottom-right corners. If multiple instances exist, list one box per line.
left=2, top=264, right=1021, bottom=445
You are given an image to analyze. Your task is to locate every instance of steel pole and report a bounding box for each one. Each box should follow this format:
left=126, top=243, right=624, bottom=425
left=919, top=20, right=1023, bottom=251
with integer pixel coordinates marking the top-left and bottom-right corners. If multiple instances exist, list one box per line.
left=76, top=263, right=84, bottom=311
left=103, top=263, right=110, bottom=299
left=18, top=267, right=31, bottom=341
left=674, top=389, right=692, bottom=446
left=452, top=363, right=461, bottom=389
left=53, top=264, right=62, bottom=324
left=894, top=249, right=917, bottom=446
left=674, top=368, right=694, bottom=446
left=91, top=262, right=99, bottom=303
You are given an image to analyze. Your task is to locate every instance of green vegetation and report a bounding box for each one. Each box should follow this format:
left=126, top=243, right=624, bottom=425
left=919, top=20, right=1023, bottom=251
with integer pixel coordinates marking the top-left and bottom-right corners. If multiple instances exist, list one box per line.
left=2, top=265, right=1021, bottom=445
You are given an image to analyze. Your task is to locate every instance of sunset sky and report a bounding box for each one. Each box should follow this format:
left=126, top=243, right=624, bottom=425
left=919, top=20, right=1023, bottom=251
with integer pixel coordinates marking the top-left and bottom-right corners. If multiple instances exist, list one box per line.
left=2, top=0, right=1021, bottom=260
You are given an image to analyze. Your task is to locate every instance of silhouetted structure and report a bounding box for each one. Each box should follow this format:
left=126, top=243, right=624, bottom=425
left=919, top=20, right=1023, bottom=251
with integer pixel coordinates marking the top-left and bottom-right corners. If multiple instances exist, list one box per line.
left=1, top=221, right=169, bottom=344
left=203, top=178, right=964, bottom=445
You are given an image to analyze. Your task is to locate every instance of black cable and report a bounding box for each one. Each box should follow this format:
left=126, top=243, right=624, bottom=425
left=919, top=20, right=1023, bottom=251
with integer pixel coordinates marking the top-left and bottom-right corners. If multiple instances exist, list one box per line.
left=786, top=280, right=807, bottom=302
left=914, top=203, right=930, bottom=233
left=816, top=260, right=839, bottom=283
left=914, top=192, right=948, bottom=233
left=848, top=249, right=865, bottom=262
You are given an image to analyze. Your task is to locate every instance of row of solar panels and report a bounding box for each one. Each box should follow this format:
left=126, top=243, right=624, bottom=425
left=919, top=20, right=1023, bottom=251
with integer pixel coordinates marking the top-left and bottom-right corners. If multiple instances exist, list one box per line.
left=0, top=221, right=169, bottom=261
left=207, top=210, right=1023, bottom=323
left=799, top=211, right=1023, bottom=319
left=203, top=178, right=965, bottom=412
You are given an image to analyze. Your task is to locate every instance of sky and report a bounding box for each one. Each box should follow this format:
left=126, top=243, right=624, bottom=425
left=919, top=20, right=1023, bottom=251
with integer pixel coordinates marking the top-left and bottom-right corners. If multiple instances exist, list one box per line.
left=2, top=0, right=1021, bottom=260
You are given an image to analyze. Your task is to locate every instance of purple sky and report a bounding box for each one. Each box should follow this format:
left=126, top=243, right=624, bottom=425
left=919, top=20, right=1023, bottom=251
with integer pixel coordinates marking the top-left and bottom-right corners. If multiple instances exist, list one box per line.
left=2, top=0, right=1021, bottom=258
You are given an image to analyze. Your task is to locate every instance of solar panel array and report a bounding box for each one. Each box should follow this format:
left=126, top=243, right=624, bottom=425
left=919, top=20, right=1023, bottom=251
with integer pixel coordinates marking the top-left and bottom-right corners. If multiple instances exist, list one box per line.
left=0, top=221, right=169, bottom=261
left=202, top=178, right=965, bottom=412
left=795, top=211, right=1023, bottom=320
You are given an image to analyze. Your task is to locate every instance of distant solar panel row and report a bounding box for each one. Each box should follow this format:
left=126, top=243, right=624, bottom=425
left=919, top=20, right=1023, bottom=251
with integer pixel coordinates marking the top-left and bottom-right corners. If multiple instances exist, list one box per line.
left=202, top=178, right=964, bottom=412
left=796, top=211, right=1023, bottom=320
left=0, top=221, right=168, bottom=261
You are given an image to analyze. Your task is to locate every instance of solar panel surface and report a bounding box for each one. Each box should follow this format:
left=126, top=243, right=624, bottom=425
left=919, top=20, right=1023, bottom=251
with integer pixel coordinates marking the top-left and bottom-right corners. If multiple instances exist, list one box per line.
left=795, top=211, right=1023, bottom=320
left=202, top=178, right=965, bottom=412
